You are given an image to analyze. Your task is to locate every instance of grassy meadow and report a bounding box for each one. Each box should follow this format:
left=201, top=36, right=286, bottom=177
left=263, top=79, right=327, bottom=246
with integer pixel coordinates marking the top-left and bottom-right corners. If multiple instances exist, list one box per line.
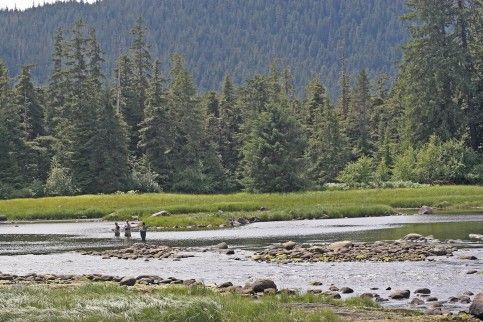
left=0, top=185, right=481, bottom=229
left=0, top=283, right=431, bottom=322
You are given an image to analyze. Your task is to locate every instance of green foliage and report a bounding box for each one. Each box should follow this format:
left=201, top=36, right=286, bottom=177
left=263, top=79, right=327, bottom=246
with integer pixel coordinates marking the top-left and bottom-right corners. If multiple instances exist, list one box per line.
left=129, top=159, right=161, bottom=193
left=337, top=156, right=374, bottom=184
left=45, top=164, right=78, bottom=196
left=241, top=102, right=306, bottom=192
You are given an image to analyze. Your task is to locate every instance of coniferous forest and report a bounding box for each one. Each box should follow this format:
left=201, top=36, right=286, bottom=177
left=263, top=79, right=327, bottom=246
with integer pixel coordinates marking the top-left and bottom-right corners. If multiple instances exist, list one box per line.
left=0, top=0, right=481, bottom=199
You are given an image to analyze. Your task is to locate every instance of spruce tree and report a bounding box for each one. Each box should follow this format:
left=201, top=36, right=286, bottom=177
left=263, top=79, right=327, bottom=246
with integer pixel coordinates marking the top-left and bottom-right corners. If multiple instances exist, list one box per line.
left=91, top=90, right=130, bottom=192
left=139, top=61, right=172, bottom=187
left=400, top=0, right=464, bottom=145
left=0, top=61, right=26, bottom=196
left=167, top=55, right=206, bottom=192
left=46, top=28, right=66, bottom=135
left=218, top=75, right=242, bottom=190
left=241, top=102, right=305, bottom=192
left=14, top=65, right=44, bottom=140
left=305, top=97, right=350, bottom=186
left=347, top=69, right=372, bottom=158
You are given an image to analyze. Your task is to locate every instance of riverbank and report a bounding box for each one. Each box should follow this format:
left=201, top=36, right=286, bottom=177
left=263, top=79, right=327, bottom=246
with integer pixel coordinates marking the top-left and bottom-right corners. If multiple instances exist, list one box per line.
left=0, top=186, right=482, bottom=230
left=0, top=280, right=477, bottom=321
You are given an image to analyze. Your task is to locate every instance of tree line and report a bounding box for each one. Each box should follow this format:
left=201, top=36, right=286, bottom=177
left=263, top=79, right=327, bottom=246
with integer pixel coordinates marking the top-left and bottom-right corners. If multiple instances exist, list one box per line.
left=0, top=0, right=481, bottom=198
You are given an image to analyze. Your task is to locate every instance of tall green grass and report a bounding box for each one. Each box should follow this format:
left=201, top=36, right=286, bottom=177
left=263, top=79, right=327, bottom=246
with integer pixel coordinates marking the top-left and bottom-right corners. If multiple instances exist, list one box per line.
left=0, top=186, right=481, bottom=229
left=0, top=283, right=365, bottom=321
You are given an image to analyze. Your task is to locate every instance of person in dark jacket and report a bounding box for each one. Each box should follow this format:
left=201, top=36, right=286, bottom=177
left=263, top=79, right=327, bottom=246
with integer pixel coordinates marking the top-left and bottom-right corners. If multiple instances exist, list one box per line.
left=113, top=222, right=120, bottom=237
left=140, top=222, right=147, bottom=242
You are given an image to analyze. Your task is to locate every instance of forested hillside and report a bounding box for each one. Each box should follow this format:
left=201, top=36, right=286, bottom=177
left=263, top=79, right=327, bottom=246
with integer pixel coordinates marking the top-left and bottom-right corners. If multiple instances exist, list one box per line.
left=0, top=0, right=407, bottom=95
left=0, top=0, right=481, bottom=199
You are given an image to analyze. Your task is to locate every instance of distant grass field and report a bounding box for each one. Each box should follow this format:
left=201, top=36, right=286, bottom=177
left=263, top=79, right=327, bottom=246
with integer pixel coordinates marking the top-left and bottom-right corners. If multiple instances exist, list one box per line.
left=0, top=186, right=481, bottom=229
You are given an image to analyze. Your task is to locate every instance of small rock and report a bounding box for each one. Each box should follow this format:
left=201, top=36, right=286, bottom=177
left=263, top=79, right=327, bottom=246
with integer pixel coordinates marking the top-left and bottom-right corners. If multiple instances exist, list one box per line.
left=322, top=291, right=341, bottom=299
left=466, top=270, right=478, bottom=274
left=410, top=298, right=425, bottom=305
left=340, top=287, right=354, bottom=294
left=402, top=233, right=426, bottom=242
left=282, top=241, right=297, bottom=250
left=119, top=276, right=136, bottom=286
left=418, top=206, right=433, bottom=215
left=459, top=295, right=471, bottom=304
left=329, top=285, right=339, bottom=292
left=463, top=291, right=474, bottom=296
left=460, top=255, right=478, bottom=260
left=427, top=297, right=438, bottom=302
left=310, top=281, right=323, bottom=286
left=226, top=250, right=235, bottom=255
left=389, top=289, right=410, bottom=300
left=217, top=282, right=233, bottom=288
left=215, top=242, right=228, bottom=249
left=415, top=288, right=431, bottom=295
left=327, top=241, right=353, bottom=251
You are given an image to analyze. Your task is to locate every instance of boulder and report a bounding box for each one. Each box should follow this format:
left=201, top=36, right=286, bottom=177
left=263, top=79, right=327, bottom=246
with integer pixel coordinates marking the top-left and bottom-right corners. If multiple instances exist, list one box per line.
left=469, top=292, right=483, bottom=319
left=415, top=288, right=431, bottom=295
left=430, top=248, right=447, bottom=256
left=459, top=295, right=471, bottom=304
left=217, top=282, right=233, bottom=288
left=389, top=289, right=410, bottom=300
left=418, top=206, right=433, bottom=215
left=402, top=233, right=426, bottom=242
left=327, top=241, right=353, bottom=251
left=340, top=287, right=354, bottom=294
left=119, top=276, right=137, bottom=286
left=410, top=298, right=424, bottom=305
left=322, top=291, right=341, bottom=299
left=460, top=255, right=478, bottom=260
left=282, top=241, right=297, bottom=250
left=249, top=279, right=277, bottom=293
left=215, top=242, right=228, bottom=249
left=151, top=210, right=170, bottom=217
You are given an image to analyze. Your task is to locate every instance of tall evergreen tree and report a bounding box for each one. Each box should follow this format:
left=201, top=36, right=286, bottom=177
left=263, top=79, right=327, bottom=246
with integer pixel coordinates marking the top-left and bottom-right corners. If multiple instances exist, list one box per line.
left=241, top=102, right=305, bottom=192
left=0, top=61, right=26, bottom=195
left=139, top=61, right=172, bottom=187
left=400, top=0, right=463, bottom=145
left=91, top=90, right=130, bottom=192
left=14, top=65, right=44, bottom=140
left=46, top=28, right=66, bottom=135
left=127, top=19, right=152, bottom=156
left=347, top=69, right=372, bottom=158
left=305, top=97, right=350, bottom=186
left=218, top=75, right=242, bottom=190
left=167, top=55, right=207, bottom=192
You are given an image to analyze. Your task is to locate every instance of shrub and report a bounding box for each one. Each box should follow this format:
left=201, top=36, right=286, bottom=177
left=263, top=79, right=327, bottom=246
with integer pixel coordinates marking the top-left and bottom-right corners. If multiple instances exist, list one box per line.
left=337, top=156, right=374, bottom=184
left=45, top=166, right=78, bottom=196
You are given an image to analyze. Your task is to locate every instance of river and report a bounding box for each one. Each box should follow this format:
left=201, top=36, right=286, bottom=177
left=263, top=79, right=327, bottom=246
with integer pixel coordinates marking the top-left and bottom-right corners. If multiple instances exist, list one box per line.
left=1, top=214, right=482, bottom=312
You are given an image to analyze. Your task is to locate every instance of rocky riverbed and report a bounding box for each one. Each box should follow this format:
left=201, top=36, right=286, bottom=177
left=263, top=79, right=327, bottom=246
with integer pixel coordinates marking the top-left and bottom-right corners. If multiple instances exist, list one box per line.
left=252, top=234, right=457, bottom=263
left=1, top=271, right=482, bottom=319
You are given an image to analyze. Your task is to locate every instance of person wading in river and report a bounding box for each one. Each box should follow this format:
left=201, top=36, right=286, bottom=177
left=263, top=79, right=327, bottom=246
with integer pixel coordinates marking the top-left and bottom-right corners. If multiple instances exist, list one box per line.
left=113, top=222, right=120, bottom=238
left=140, top=222, right=147, bottom=242
left=124, top=221, right=131, bottom=238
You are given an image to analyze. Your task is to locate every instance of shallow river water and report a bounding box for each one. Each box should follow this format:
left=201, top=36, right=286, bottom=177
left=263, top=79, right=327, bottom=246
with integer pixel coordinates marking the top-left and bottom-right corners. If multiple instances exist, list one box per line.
left=0, top=214, right=482, bottom=311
